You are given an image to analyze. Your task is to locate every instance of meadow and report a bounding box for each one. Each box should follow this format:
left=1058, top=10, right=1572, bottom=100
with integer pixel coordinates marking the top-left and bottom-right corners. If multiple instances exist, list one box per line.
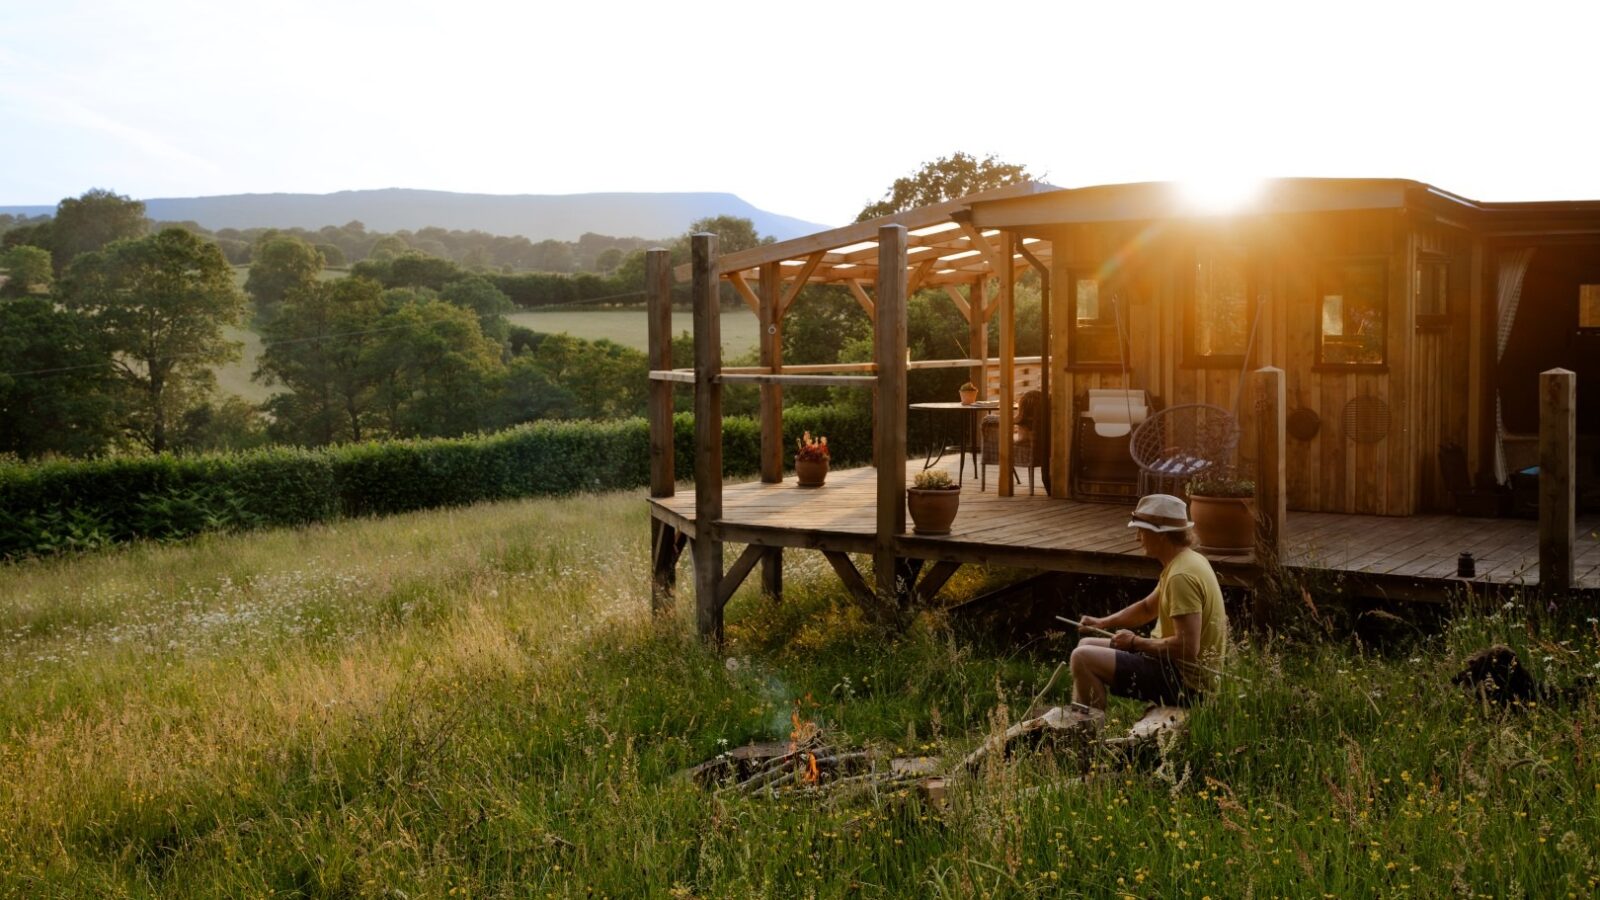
left=1, top=485, right=1596, bottom=896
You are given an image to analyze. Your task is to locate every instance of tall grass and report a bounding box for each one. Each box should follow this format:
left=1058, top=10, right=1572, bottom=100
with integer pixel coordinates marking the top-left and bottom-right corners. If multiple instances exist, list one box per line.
left=0, top=490, right=1596, bottom=896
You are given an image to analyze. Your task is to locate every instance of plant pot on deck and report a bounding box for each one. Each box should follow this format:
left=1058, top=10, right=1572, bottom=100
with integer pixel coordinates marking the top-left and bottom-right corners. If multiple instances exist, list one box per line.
left=1189, top=495, right=1256, bottom=554
left=795, top=458, right=829, bottom=488
left=907, top=486, right=961, bottom=535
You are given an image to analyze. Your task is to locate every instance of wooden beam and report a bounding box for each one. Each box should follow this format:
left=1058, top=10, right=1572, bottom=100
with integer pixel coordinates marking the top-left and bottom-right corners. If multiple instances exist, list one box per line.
left=971, top=276, right=988, bottom=400
left=646, top=248, right=675, bottom=502
left=875, top=224, right=909, bottom=608
left=1254, top=366, right=1287, bottom=562
left=727, top=270, right=761, bottom=313
left=716, top=544, right=766, bottom=609
left=822, top=551, right=877, bottom=608
left=670, top=181, right=1049, bottom=282
left=759, top=261, right=783, bottom=484
left=914, top=560, right=962, bottom=605
left=779, top=251, right=826, bottom=317
left=846, top=279, right=876, bottom=317
left=906, top=259, right=936, bottom=295
left=997, top=233, right=1016, bottom=497
left=941, top=284, right=972, bottom=323
left=761, top=547, right=782, bottom=602
left=691, top=233, right=725, bottom=643
left=1540, top=368, right=1576, bottom=593
left=650, top=520, right=680, bottom=612
left=648, top=370, right=696, bottom=384
left=718, top=373, right=876, bottom=388
left=955, top=221, right=1010, bottom=275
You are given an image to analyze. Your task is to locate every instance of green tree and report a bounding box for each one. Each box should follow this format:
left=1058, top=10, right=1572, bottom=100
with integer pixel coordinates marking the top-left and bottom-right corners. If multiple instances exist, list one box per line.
left=255, top=276, right=389, bottom=445
left=439, top=275, right=514, bottom=342
left=0, top=245, right=53, bottom=297
left=63, top=228, right=245, bottom=453
left=855, top=152, right=1033, bottom=222
left=520, top=332, right=649, bottom=420
left=673, top=216, right=772, bottom=263
left=245, top=234, right=324, bottom=322
left=0, top=298, right=117, bottom=458
left=51, top=188, right=148, bottom=272
left=367, top=299, right=505, bottom=437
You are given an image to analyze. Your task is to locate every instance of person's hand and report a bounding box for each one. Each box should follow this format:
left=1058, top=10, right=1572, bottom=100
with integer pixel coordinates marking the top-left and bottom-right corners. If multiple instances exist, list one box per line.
left=1080, top=615, right=1108, bottom=631
left=1110, top=629, right=1138, bottom=651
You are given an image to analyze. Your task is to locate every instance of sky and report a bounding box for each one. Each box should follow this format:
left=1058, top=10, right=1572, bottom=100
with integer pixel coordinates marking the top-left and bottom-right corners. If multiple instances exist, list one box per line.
left=3, top=0, right=1599, bottom=227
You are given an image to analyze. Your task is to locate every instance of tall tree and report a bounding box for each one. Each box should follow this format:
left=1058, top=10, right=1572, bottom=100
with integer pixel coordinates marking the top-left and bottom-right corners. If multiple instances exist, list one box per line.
left=0, top=299, right=117, bottom=458
left=245, top=234, right=324, bottom=321
left=366, top=299, right=505, bottom=437
left=256, top=276, right=389, bottom=445
left=51, top=188, right=148, bottom=273
left=0, top=245, right=53, bottom=297
left=63, top=228, right=245, bottom=453
left=855, top=152, right=1033, bottom=222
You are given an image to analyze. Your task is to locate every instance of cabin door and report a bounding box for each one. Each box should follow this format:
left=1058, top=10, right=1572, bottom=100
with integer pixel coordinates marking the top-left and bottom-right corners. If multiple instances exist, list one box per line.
left=1414, top=252, right=1467, bottom=511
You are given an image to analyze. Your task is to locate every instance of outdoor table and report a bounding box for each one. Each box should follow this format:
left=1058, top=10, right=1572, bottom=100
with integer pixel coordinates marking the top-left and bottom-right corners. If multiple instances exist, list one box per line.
left=908, top=400, right=999, bottom=486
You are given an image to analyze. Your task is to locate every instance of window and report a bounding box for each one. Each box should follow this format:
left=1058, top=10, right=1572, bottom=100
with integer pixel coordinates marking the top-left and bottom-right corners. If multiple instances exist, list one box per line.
left=1580, top=285, right=1600, bottom=329
left=1188, top=247, right=1251, bottom=363
left=1416, top=254, right=1448, bottom=322
left=1070, top=275, right=1121, bottom=365
left=1317, top=258, right=1387, bottom=367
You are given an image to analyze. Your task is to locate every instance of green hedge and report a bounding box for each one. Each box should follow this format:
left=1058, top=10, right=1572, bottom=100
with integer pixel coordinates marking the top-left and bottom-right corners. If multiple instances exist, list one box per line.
left=0, top=403, right=923, bottom=560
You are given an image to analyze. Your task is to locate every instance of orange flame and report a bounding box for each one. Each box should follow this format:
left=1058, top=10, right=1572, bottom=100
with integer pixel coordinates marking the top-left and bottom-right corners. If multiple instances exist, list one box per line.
left=804, top=752, right=820, bottom=784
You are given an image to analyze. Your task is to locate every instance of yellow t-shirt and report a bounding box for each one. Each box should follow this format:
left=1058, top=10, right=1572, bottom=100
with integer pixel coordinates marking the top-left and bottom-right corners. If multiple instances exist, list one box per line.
left=1150, top=548, right=1229, bottom=691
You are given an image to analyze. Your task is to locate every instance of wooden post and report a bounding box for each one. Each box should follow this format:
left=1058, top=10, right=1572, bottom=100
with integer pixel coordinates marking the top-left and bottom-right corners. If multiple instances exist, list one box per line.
left=646, top=248, right=677, bottom=610
left=691, top=233, right=725, bottom=641
left=758, top=261, right=783, bottom=484
left=1539, top=368, right=1575, bottom=594
left=875, top=225, right=909, bottom=608
left=1254, top=366, right=1286, bottom=561
left=997, top=233, right=1016, bottom=497
left=1048, top=233, right=1072, bottom=498
left=970, top=276, right=987, bottom=401
left=758, top=262, right=785, bottom=602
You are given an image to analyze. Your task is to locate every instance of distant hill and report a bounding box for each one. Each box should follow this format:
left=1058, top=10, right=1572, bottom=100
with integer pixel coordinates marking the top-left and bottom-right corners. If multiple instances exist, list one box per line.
left=0, top=189, right=834, bottom=242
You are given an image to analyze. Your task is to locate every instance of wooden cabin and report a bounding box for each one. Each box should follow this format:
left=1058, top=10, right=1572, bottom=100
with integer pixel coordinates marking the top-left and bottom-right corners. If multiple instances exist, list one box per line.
left=645, top=179, right=1600, bottom=639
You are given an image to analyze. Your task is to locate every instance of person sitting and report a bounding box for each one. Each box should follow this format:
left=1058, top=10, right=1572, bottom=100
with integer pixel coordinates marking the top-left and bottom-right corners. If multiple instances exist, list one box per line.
left=1014, top=389, right=1043, bottom=445
left=1069, top=493, right=1229, bottom=710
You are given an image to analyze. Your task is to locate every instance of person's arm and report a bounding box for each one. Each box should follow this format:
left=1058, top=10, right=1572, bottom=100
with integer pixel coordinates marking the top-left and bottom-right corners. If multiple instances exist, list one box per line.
left=1082, top=589, right=1158, bottom=632
left=1128, top=612, right=1199, bottom=664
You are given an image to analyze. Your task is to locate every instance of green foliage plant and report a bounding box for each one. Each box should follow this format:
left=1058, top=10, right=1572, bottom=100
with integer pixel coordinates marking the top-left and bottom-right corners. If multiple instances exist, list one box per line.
left=912, top=469, right=956, bottom=490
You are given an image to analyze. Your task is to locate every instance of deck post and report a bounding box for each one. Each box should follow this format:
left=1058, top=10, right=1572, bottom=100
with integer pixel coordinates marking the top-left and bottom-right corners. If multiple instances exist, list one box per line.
left=1048, top=237, right=1072, bottom=498
left=1539, top=368, right=1575, bottom=594
left=1254, top=366, right=1286, bottom=562
left=997, top=233, right=1016, bottom=497
left=875, top=224, right=909, bottom=609
left=691, top=233, right=725, bottom=641
left=646, top=248, right=677, bottom=610
left=970, top=275, right=988, bottom=401
left=758, top=261, right=784, bottom=603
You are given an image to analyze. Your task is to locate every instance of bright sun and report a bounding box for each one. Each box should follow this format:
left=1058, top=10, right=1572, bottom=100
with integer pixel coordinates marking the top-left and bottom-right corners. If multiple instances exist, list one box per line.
left=1176, top=176, right=1265, bottom=215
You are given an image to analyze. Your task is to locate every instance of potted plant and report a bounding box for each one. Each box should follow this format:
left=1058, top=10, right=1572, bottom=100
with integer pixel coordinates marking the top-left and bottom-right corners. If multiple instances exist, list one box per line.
left=795, top=432, right=830, bottom=488
left=1186, top=470, right=1256, bottom=553
left=907, top=469, right=961, bottom=535
left=959, top=381, right=979, bottom=405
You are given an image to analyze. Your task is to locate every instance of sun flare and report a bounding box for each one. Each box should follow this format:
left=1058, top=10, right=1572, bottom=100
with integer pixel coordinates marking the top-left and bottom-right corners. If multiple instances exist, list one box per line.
left=1176, top=176, right=1265, bottom=215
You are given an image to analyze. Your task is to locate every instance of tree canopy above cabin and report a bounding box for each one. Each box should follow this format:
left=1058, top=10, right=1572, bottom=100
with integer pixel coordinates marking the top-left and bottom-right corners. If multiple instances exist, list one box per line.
left=856, top=153, right=1034, bottom=222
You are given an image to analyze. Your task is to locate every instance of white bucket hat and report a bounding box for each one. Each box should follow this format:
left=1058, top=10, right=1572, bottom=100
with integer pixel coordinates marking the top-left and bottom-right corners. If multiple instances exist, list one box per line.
left=1127, top=493, right=1193, bottom=533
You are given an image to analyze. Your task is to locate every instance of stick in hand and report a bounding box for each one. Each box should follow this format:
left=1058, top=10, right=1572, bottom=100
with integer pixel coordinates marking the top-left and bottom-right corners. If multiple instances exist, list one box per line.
left=1055, top=616, right=1114, bottom=639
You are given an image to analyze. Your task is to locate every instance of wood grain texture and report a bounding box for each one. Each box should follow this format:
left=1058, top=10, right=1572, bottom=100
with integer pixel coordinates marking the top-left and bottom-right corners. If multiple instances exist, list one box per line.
left=646, top=249, right=675, bottom=500
left=1540, top=368, right=1576, bottom=592
left=691, top=233, right=724, bottom=642
left=875, top=225, right=910, bottom=602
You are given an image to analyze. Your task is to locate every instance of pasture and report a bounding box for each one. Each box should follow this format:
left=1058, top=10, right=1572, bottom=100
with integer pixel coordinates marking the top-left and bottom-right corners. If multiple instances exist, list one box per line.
left=0, top=486, right=1596, bottom=895
left=506, top=307, right=762, bottom=355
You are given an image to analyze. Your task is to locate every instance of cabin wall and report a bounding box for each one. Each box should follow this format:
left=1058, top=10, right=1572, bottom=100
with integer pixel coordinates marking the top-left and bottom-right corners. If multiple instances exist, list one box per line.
left=1050, top=210, right=1422, bottom=516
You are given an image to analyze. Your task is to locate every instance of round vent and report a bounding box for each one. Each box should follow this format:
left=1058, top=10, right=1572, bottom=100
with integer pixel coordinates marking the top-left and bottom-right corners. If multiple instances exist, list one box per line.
left=1287, top=407, right=1321, bottom=441
left=1342, top=396, right=1390, bottom=444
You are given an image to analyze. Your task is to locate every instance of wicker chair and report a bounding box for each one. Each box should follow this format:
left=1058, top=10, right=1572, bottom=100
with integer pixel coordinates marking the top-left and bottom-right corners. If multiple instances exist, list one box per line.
left=1129, top=403, right=1239, bottom=496
left=980, top=390, right=1044, bottom=494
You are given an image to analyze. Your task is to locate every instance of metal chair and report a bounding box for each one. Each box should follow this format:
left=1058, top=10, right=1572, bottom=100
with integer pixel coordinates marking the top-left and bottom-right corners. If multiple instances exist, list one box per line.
left=1129, top=403, right=1239, bottom=497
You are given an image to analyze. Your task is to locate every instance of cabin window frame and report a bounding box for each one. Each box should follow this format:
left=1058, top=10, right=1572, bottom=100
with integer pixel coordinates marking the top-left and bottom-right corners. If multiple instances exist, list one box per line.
left=1066, top=270, right=1126, bottom=371
left=1314, top=255, right=1390, bottom=372
left=1578, top=284, right=1600, bottom=332
left=1182, top=243, right=1257, bottom=369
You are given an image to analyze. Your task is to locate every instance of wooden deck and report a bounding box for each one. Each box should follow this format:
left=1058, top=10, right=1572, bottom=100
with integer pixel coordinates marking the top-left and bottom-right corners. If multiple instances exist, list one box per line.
left=650, top=464, right=1600, bottom=599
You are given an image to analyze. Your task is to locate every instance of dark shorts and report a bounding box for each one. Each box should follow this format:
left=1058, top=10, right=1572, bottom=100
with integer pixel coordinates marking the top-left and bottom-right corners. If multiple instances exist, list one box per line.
left=1111, top=651, right=1192, bottom=706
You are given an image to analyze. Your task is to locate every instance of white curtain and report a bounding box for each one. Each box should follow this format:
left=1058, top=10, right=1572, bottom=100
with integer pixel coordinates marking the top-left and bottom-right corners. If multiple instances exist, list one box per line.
left=1494, top=247, right=1537, bottom=483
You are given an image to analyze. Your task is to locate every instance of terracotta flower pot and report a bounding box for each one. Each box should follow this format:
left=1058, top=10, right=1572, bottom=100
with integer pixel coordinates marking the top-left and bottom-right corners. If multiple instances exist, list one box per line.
left=907, top=487, right=961, bottom=535
left=959, top=388, right=978, bottom=405
left=1189, top=495, right=1256, bottom=553
left=795, top=458, right=829, bottom=488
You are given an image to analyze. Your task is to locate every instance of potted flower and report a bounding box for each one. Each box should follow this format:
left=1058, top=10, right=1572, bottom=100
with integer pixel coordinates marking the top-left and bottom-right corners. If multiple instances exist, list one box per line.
left=795, top=432, right=830, bottom=488
left=959, top=381, right=979, bottom=405
left=907, top=469, right=961, bottom=534
left=1186, top=470, right=1256, bottom=553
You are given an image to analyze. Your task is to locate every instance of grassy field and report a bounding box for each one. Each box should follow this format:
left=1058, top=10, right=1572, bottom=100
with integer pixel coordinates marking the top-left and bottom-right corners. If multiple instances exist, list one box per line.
left=2, top=488, right=1597, bottom=896
left=506, top=307, right=761, bottom=356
